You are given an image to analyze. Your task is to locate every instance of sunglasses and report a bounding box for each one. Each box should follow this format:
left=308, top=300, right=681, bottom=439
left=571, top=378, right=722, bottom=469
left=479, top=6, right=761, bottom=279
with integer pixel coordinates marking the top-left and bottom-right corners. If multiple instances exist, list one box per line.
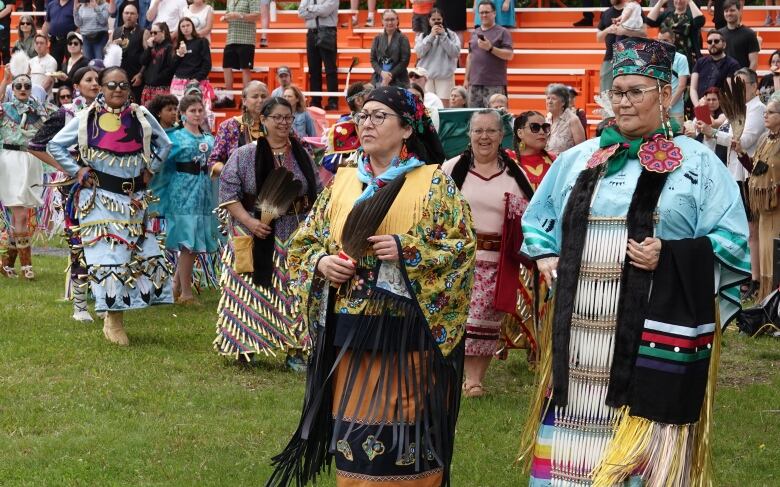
left=68, top=41, right=81, bottom=46
left=150, top=30, right=161, bottom=35
left=13, top=83, right=32, bottom=90
left=59, top=93, right=72, bottom=99
left=707, top=39, right=722, bottom=44
left=103, top=81, right=130, bottom=91
left=526, top=122, right=551, bottom=134
left=19, top=22, right=32, bottom=26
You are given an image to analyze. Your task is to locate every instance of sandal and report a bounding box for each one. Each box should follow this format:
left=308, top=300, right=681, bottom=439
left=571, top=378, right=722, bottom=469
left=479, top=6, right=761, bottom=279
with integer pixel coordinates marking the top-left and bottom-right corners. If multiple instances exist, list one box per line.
left=462, top=382, right=486, bottom=398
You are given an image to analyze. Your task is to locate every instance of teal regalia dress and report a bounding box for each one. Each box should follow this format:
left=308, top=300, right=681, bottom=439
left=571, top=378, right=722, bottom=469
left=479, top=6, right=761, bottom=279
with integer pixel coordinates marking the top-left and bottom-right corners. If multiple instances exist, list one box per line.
left=156, top=127, right=220, bottom=253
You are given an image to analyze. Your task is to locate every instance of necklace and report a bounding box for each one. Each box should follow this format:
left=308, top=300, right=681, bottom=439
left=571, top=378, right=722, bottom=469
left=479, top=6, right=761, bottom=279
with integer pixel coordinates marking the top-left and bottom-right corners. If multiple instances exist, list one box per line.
left=98, top=106, right=123, bottom=132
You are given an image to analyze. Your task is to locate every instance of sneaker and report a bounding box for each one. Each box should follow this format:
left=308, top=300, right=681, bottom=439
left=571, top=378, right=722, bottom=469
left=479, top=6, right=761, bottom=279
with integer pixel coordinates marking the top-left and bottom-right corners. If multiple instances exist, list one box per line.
left=572, top=17, right=593, bottom=27
left=214, top=97, right=235, bottom=109
left=285, top=353, right=308, bottom=373
left=72, top=309, right=94, bottom=322
left=765, top=15, right=774, bottom=26
left=364, top=16, right=374, bottom=27
left=260, top=38, right=268, bottom=48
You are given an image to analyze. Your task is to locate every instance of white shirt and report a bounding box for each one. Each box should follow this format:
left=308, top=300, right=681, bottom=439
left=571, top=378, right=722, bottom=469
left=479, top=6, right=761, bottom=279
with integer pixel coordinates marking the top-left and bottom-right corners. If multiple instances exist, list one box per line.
left=184, top=4, right=213, bottom=40
left=714, top=96, right=766, bottom=182
left=29, top=54, right=57, bottom=92
left=152, top=0, right=188, bottom=34
left=423, top=91, right=444, bottom=110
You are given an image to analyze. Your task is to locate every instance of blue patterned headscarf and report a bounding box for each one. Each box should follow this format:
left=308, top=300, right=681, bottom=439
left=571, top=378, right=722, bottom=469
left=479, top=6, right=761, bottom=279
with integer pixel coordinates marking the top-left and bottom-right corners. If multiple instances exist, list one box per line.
left=612, top=38, right=675, bottom=84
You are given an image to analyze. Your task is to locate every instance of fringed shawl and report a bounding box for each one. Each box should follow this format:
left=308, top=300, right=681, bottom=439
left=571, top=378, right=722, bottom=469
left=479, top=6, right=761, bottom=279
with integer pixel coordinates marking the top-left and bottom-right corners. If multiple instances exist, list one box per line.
left=748, top=134, right=780, bottom=214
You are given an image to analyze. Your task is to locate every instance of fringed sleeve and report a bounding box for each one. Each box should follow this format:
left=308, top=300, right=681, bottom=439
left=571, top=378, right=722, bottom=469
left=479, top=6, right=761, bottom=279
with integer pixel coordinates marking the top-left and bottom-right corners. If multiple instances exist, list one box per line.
left=395, top=170, right=476, bottom=357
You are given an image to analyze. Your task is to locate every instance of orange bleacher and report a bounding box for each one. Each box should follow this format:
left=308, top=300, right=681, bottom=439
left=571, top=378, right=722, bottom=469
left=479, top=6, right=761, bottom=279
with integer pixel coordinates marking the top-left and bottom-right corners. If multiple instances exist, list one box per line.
left=8, top=6, right=780, bottom=129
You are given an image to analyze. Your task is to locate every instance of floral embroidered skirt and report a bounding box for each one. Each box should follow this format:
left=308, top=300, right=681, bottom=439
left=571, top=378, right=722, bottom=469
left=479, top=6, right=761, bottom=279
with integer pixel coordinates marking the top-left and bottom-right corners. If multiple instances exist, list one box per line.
left=465, top=260, right=504, bottom=356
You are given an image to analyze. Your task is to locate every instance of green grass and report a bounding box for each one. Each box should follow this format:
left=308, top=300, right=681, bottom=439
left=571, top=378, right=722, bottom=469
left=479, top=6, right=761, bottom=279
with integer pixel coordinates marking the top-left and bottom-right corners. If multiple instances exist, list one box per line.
left=1, top=255, right=778, bottom=486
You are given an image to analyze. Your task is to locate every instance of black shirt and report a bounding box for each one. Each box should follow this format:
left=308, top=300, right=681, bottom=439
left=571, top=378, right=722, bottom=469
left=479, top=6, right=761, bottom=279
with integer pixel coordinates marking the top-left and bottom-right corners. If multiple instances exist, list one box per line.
left=718, top=25, right=760, bottom=69
left=173, top=37, right=212, bottom=81
left=598, top=6, right=624, bottom=62
left=111, top=24, right=145, bottom=80
left=692, top=55, right=741, bottom=94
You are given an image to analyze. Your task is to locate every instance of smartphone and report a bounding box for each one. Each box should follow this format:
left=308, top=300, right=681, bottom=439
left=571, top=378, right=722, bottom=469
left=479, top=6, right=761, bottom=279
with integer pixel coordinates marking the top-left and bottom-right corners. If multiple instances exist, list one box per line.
left=477, top=33, right=486, bottom=41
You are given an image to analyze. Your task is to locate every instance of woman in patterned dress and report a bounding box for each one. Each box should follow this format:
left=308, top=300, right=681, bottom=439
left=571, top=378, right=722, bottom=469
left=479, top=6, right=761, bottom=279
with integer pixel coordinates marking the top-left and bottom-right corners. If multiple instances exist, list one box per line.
left=214, top=96, right=321, bottom=368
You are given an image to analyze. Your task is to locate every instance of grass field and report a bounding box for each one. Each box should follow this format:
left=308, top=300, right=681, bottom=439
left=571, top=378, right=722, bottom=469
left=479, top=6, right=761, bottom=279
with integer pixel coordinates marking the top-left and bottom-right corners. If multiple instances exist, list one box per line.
left=0, top=254, right=779, bottom=486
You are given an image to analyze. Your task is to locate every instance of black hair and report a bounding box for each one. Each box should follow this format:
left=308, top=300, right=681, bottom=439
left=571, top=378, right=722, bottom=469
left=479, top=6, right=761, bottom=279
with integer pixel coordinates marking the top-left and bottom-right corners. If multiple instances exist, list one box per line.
left=146, top=94, right=179, bottom=119
left=98, top=66, right=128, bottom=85
left=513, top=110, right=545, bottom=152
left=770, top=49, right=780, bottom=67
left=409, top=83, right=425, bottom=101
left=658, top=25, right=676, bottom=40
left=450, top=109, right=534, bottom=199
left=477, top=0, right=496, bottom=12
left=422, top=7, right=449, bottom=40
left=255, top=96, right=318, bottom=206
left=154, top=22, right=172, bottom=45
left=177, top=16, right=200, bottom=41
left=347, top=82, right=370, bottom=112
left=72, top=66, right=99, bottom=86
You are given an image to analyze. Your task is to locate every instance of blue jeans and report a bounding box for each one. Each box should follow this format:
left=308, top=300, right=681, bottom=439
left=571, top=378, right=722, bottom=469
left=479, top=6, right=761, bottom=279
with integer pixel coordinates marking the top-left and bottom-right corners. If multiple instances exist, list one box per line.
left=82, top=31, right=108, bottom=61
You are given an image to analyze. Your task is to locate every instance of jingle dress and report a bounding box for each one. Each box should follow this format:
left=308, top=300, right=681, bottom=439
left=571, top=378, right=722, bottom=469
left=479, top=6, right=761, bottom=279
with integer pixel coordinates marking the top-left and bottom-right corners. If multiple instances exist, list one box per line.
left=520, top=133, right=750, bottom=486
left=213, top=142, right=321, bottom=360
left=155, top=127, right=220, bottom=254
left=269, top=163, right=476, bottom=486
left=47, top=99, right=174, bottom=312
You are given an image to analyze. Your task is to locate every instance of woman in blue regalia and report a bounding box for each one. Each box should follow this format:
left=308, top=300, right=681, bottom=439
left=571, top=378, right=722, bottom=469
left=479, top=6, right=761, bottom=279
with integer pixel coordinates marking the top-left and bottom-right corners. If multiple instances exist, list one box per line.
left=154, top=94, right=219, bottom=304
left=47, top=67, right=173, bottom=347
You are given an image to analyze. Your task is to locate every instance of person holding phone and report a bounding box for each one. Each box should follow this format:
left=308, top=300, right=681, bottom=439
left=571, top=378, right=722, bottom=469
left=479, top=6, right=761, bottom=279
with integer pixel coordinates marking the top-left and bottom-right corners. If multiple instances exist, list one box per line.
left=414, top=7, right=461, bottom=106
left=465, top=0, right=513, bottom=108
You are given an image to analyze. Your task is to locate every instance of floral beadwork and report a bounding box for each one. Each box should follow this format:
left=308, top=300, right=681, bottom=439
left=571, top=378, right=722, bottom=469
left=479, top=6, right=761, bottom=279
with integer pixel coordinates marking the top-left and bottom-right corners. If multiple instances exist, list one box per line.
left=586, top=144, right=622, bottom=169
left=638, top=135, right=683, bottom=173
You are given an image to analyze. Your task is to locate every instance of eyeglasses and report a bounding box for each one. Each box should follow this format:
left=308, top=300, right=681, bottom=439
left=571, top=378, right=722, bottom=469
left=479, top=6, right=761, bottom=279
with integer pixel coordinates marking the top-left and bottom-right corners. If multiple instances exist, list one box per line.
left=19, top=22, right=32, bottom=26
left=471, top=128, right=501, bottom=137
left=409, top=73, right=422, bottom=79
left=606, top=86, right=659, bottom=104
left=59, top=93, right=72, bottom=99
left=525, top=122, right=551, bottom=134
left=150, top=30, right=161, bottom=35
left=266, top=114, right=294, bottom=123
left=68, top=41, right=81, bottom=46
left=707, top=38, right=722, bottom=45
left=103, top=81, right=130, bottom=91
left=354, top=111, right=399, bottom=126
left=13, top=83, right=31, bottom=90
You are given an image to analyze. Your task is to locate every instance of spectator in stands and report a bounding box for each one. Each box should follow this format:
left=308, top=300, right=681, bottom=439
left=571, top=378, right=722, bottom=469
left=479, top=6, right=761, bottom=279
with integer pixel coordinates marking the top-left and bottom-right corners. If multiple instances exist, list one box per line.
left=22, top=1, right=45, bottom=28
left=764, top=0, right=780, bottom=26
left=466, top=1, right=513, bottom=108
left=409, top=81, right=440, bottom=129
left=14, top=15, right=37, bottom=58
left=147, top=0, right=187, bottom=42
left=450, top=85, right=468, bottom=108
left=282, top=84, right=318, bottom=138
left=299, top=0, right=338, bottom=110
left=147, top=93, right=179, bottom=130
left=596, top=0, right=628, bottom=93
left=436, top=0, right=467, bottom=44
left=408, top=67, right=444, bottom=109
left=474, top=0, right=516, bottom=28
left=53, top=32, right=89, bottom=86
left=44, top=0, right=76, bottom=66
left=171, top=17, right=213, bottom=109
left=345, top=0, right=377, bottom=27
left=645, top=0, right=705, bottom=71
left=545, top=83, right=585, bottom=154
left=270, top=65, right=292, bottom=97
left=259, top=0, right=271, bottom=47
left=30, top=34, right=57, bottom=95
left=139, top=22, right=176, bottom=105
left=108, top=0, right=151, bottom=31
left=574, top=0, right=610, bottom=27
left=707, top=0, right=727, bottom=29
left=712, top=68, right=766, bottom=299
left=488, top=92, right=508, bottom=111
left=213, top=0, right=261, bottom=109
left=369, top=9, right=410, bottom=88
left=566, top=86, right=588, bottom=132
left=689, top=29, right=740, bottom=106
left=55, top=84, right=73, bottom=106
left=719, top=0, right=759, bottom=70
left=411, top=0, right=434, bottom=35
left=112, top=3, right=145, bottom=104
left=184, top=0, right=214, bottom=40
left=414, top=7, right=460, bottom=107
left=658, top=26, right=690, bottom=126
left=687, top=87, right=728, bottom=163
left=209, top=81, right=269, bottom=176
left=759, top=50, right=780, bottom=104
left=74, top=0, right=109, bottom=61
left=0, top=3, right=11, bottom=66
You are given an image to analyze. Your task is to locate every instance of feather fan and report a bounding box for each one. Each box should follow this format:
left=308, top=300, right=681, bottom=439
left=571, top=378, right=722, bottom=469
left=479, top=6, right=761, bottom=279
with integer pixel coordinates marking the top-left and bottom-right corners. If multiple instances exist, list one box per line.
left=8, top=51, right=30, bottom=78
left=718, top=76, right=746, bottom=141
left=343, top=57, right=361, bottom=96
left=103, top=43, right=123, bottom=69
left=254, top=167, right=303, bottom=225
left=338, top=175, right=407, bottom=263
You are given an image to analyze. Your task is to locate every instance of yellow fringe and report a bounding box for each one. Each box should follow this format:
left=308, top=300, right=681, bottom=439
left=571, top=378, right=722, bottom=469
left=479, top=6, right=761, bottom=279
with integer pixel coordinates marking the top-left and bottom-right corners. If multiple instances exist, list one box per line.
left=328, top=165, right=437, bottom=245
left=515, top=296, right=555, bottom=474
